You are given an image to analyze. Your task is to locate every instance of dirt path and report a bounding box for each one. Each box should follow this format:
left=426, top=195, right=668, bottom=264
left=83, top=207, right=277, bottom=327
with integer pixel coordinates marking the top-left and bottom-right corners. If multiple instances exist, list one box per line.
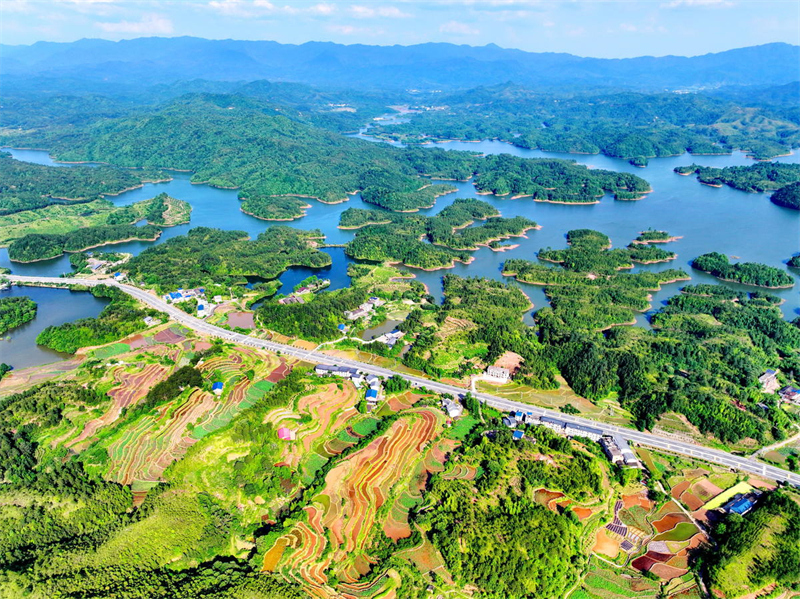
left=753, top=425, right=800, bottom=457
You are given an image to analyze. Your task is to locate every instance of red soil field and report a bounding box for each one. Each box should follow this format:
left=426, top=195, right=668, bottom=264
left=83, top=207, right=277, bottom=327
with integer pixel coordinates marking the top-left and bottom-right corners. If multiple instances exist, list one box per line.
left=70, top=363, right=170, bottom=449
left=671, top=481, right=691, bottom=499
left=267, top=359, right=291, bottom=383
left=124, top=334, right=148, bottom=349
left=680, top=491, right=704, bottom=511
left=572, top=507, right=593, bottom=520
left=653, top=513, right=690, bottom=533
left=194, top=340, right=213, bottom=351
left=650, top=562, right=688, bottom=580
left=154, top=329, right=185, bottom=343
left=692, top=479, right=723, bottom=501
left=622, top=494, right=653, bottom=510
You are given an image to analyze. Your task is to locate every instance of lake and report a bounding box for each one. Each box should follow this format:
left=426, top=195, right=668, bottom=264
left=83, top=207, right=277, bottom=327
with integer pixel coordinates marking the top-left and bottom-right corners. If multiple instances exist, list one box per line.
left=0, top=285, right=109, bottom=370
left=3, top=139, right=799, bottom=367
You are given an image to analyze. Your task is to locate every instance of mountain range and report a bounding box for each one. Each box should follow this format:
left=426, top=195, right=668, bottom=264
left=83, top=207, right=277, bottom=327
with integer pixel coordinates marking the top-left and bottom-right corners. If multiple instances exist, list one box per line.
left=1, top=37, right=798, bottom=91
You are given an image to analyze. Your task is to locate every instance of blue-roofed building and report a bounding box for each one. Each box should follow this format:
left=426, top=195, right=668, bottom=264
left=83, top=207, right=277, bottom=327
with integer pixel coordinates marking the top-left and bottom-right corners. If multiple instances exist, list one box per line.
left=728, top=496, right=755, bottom=515
left=212, top=382, right=223, bottom=396
left=512, top=430, right=525, bottom=441
left=338, top=324, right=346, bottom=331
left=366, top=389, right=378, bottom=399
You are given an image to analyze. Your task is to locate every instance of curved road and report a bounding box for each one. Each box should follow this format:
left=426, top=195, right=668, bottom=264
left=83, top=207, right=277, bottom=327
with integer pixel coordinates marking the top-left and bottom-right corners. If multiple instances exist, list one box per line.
left=10, top=275, right=800, bottom=487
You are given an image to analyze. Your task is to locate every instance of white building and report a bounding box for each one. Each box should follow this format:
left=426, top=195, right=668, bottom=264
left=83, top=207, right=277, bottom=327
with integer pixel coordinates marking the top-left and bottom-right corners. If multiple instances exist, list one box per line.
left=486, top=366, right=510, bottom=381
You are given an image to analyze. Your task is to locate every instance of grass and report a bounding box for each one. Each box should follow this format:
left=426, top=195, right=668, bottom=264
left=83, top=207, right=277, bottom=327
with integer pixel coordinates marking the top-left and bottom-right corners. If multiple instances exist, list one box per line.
left=702, top=481, right=754, bottom=510
left=447, top=414, right=478, bottom=440
left=653, top=522, right=698, bottom=542
left=618, top=505, right=653, bottom=535
left=93, top=343, right=131, bottom=359
left=352, top=417, right=379, bottom=437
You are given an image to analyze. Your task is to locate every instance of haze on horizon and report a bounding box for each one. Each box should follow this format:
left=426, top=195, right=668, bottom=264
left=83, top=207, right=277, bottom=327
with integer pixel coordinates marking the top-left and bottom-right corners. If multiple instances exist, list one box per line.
left=2, top=0, right=798, bottom=59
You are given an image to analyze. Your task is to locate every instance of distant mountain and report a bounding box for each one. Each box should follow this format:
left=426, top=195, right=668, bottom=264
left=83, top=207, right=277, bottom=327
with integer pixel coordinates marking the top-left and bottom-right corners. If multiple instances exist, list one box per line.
left=1, top=37, right=797, bottom=91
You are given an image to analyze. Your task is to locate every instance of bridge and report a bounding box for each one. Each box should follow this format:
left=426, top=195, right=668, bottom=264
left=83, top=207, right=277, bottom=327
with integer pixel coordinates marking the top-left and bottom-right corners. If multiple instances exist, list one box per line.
left=8, top=274, right=800, bottom=487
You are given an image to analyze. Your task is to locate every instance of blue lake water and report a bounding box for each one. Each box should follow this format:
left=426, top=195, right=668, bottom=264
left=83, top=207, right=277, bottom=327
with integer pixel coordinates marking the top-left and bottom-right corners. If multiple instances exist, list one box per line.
left=3, top=140, right=799, bottom=367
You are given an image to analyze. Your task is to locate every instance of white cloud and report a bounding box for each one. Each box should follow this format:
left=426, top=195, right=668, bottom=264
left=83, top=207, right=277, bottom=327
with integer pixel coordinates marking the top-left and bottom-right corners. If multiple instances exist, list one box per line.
left=208, top=0, right=336, bottom=17
left=96, top=13, right=174, bottom=34
left=350, top=5, right=411, bottom=19
left=662, top=0, right=733, bottom=7
left=2, top=0, right=31, bottom=13
left=439, top=20, right=479, bottom=35
left=327, top=23, right=385, bottom=36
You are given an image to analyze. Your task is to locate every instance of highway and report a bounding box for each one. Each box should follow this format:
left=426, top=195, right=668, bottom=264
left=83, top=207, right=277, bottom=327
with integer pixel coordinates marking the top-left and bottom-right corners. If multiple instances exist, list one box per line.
left=9, top=274, right=800, bottom=487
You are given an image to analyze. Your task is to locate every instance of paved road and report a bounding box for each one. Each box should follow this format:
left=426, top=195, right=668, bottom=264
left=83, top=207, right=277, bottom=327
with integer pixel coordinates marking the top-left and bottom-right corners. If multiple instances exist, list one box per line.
left=10, top=275, right=800, bottom=487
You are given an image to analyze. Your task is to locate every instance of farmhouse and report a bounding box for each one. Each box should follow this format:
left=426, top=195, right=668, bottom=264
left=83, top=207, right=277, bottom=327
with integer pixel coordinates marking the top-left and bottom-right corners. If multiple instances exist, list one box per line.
left=779, top=386, right=800, bottom=403
left=512, top=430, right=525, bottom=441
left=212, top=382, right=223, bottom=396
left=758, top=370, right=780, bottom=394
left=441, top=398, right=463, bottom=419
left=315, top=364, right=359, bottom=378
left=485, top=366, right=510, bottom=381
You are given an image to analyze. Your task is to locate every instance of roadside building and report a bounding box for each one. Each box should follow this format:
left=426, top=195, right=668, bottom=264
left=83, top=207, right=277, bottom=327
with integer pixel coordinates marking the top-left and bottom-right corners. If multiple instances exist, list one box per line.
left=442, top=398, right=463, bottom=419
left=485, top=366, right=510, bottom=381
left=758, top=370, right=780, bottom=394
left=314, top=364, right=359, bottom=378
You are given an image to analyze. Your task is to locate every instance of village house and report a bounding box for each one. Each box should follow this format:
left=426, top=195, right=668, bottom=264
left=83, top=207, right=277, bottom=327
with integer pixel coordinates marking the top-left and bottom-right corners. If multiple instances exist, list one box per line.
left=486, top=366, right=510, bottom=381
left=441, top=398, right=463, bottom=419
left=779, top=386, right=800, bottom=403
left=314, top=364, right=359, bottom=378
left=758, top=370, right=780, bottom=394
left=212, top=382, right=223, bottom=396
left=277, top=427, right=296, bottom=441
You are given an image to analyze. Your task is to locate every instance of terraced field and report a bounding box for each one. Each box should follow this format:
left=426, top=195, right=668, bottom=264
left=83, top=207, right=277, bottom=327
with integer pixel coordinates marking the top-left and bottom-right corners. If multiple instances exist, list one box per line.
left=264, top=409, right=443, bottom=598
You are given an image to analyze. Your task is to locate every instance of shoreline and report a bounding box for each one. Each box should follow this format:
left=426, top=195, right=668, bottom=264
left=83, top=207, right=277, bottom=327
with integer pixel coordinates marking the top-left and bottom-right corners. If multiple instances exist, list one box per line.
left=695, top=271, right=795, bottom=290
left=241, top=203, right=311, bottom=222
left=9, top=233, right=162, bottom=264
left=387, top=254, right=476, bottom=272
left=338, top=220, right=392, bottom=230
left=631, top=234, right=683, bottom=245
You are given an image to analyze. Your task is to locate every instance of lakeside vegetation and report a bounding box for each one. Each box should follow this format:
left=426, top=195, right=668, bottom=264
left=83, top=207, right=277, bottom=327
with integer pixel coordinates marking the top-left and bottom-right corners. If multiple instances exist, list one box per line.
left=771, top=181, right=800, bottom=209
left=0, top=296, right=37, bottom=335
left=239, top=194, right=310, bottom=220
left=368, top=85, right=800, bottom=160
left=674, top=162, right=800, bottom=192
left=123, top=226, right=330, bottom=292
left=343, top=198, right=537, bottom=269
left=692, top=252, right=795, bottom=288
left=0, top=192, right=190, bottom=248
left=8, top=224, right=162, bottom=262
left=0, top=151, right=167, bottom=216
left=36, top=285, right=160, bottom=353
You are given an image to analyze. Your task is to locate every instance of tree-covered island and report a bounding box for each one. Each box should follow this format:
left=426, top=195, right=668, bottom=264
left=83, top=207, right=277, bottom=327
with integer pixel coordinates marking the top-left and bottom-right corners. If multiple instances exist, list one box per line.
left=0, top=296, right=37, bottom=335
left=692, top=252, right=795, bottom=288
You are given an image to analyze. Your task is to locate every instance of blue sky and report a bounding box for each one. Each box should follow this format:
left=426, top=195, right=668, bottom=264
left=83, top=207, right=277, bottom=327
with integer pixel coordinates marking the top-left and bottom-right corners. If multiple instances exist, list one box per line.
left=2, top=0, right=798, bottom=57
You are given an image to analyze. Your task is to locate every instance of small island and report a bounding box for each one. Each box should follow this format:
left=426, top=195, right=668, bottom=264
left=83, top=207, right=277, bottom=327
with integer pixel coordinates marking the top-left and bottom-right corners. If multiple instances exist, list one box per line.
left=691, top=252, right=795, bottom=288
left=239, top=194, right=312, bottom=221
left=0, top=296, right=38, bottom=335
left=787, top=255, right=800, bottom=268
left=632, top=229, right=682, bottom=244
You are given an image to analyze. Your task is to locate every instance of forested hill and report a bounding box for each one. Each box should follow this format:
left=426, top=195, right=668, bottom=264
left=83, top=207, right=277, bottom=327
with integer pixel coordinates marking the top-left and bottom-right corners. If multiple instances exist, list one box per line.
left=1, top=94, right=649, bottom=211
left=367, top=84, right=800, bottom=160
left=1, top=37, right=797, bottom=90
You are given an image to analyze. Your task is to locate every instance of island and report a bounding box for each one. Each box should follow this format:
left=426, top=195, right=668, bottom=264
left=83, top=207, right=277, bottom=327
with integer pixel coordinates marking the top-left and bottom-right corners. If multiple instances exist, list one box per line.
left=674, top=162, right=800, bottom=193
left=503, top=228, right=688, bottom=331
left=632, top=229, right=681, bottom=244
left=0, top=296, right=37, bottom=335
left=342, top=199, right=538, bottom=269
left=239, top=194, right=312, bottom=221
left=691, top=252, right=795, bottom=288
left=8, top=224, right=163, bottom=263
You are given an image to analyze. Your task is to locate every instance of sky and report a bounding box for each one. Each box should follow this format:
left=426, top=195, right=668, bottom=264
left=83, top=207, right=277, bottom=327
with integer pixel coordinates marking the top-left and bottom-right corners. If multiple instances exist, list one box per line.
left=1, top=0, right=798, bottom=58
